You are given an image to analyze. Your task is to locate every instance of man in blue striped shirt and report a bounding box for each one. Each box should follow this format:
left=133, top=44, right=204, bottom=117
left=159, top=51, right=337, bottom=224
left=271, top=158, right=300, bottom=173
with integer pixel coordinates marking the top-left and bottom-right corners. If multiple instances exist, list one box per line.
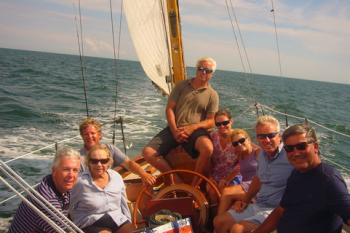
left=8, top=147, right=80, bottom=233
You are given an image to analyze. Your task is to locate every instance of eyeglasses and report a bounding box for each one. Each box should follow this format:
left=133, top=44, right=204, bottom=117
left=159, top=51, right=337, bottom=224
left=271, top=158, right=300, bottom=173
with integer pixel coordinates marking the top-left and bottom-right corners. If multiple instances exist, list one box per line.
left=256, top=132, right=279, bottom=139
left=89, top=158, right=110, bottom=165
left=232, top=138, right=246, bottom=147
left=284, top=142, right=313, bottom=153
left=197, top=67, right=213, bottom=74
left=215, top=120, right=230, bottom=127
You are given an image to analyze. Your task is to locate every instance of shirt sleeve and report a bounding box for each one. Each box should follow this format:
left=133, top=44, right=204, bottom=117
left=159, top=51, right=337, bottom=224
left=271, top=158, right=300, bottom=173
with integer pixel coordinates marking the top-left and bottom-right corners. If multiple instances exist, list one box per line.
left=106, top=144, right=128, bottom=167
left=326, top=170, right=350, bottom=222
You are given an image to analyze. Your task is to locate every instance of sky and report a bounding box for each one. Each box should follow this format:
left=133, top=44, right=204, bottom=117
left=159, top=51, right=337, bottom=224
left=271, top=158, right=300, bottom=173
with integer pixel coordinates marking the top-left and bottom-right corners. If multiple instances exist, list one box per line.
left=0, top=0, right=349, bottom=84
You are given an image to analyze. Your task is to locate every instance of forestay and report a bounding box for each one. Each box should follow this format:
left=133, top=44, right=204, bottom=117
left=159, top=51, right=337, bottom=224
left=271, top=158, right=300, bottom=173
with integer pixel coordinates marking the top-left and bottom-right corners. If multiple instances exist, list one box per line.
left=123, top=0, right=172, bottom=95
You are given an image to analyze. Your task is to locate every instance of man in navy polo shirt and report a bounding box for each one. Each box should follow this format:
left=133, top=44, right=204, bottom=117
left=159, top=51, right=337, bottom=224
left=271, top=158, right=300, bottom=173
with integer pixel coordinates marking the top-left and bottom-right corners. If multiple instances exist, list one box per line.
left=252, top=124, right=350, bottom=233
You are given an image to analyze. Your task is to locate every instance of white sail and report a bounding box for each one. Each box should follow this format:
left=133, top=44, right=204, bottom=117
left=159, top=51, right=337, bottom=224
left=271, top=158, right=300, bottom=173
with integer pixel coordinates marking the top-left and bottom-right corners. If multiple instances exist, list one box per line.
left=123, top=0, right=172, bottom=95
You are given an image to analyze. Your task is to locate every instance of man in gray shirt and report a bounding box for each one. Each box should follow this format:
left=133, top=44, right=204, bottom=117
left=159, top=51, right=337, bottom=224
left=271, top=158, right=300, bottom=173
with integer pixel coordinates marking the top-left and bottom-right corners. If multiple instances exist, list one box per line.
left=142, top=57, right=219, bottom=184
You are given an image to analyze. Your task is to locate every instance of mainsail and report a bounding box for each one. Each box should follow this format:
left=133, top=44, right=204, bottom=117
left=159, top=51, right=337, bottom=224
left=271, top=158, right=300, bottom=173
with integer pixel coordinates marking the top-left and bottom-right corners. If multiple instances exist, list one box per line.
left=123, top=0, right=172, bottom=95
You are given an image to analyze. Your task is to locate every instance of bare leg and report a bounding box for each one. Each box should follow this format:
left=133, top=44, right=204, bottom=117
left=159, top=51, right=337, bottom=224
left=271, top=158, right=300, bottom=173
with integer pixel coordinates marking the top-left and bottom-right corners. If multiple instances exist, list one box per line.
left=213, top=212, right=236, bottom=233
left=142, top=146, right=172, bottom=172
left=142, top=146, right=182, bottom=183
left=217, top=185, right=245, bottom=215
left=230, top=220, right=258, bottom=233
left=192, top=136, right=213, bottom=186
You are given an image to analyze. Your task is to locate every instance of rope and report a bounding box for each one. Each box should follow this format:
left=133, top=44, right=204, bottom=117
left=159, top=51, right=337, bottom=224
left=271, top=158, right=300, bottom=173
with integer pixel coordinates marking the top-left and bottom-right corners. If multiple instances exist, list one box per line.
left=4, top=135, right=81, bottom=164
left=322, top=157, right=350, bottom=173
left=259, top=103, right=350, bottom=138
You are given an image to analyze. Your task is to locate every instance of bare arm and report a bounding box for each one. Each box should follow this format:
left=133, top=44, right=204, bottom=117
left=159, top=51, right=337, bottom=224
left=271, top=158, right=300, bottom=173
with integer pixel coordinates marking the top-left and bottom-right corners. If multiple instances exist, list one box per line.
left=179, top=113, right=215, bottom=137
left=233, top=176, right=261, bottom=212
left=252, top=206, right=284, bottom=233
left=121, top=159, right=156, bottom=185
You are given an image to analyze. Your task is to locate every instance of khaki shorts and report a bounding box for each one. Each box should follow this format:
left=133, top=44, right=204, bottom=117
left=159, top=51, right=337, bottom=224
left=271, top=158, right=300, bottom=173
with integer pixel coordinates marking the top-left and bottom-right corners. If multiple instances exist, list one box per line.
left=228, top=204, right=273, bottom=224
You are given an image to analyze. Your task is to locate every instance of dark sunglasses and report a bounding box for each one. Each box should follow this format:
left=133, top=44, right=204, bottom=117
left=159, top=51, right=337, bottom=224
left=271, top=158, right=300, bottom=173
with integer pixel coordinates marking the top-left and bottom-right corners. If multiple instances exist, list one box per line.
left=215, top=120, right=230, bottom=127
left=256, top=132, right=279, bottom=139
left=197, top=67, right=213, bottom=74
left=232, top=138, right=246, bottom=147
left=90, top=158, right=110, bottom=165
left=284, top=142, right=312, bottom=153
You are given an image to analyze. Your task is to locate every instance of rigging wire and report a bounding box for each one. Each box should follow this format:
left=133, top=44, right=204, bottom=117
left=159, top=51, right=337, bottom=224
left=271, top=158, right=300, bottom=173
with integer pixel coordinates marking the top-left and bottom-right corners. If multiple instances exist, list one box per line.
left=225, top=0, right=259, bottom=106
left=109, top=0, right=127, bottom=153
left=270, top=0, right=289, bottom=125
left=74, top=0, right=89, bottom=117
left=270, top=0, right=283, bottom=77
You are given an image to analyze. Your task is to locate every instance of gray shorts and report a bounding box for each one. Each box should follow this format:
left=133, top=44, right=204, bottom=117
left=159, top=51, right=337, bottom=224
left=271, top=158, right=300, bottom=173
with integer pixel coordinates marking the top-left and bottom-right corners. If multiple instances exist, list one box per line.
left=228, top=204, right=273, bottom=224
left=146, top=127, right=209, bottom=159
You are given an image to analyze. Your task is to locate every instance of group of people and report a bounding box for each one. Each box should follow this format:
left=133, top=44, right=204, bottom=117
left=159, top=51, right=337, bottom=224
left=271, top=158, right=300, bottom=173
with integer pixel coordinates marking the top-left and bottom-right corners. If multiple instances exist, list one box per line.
left=8, top=56, right=350, bottom=233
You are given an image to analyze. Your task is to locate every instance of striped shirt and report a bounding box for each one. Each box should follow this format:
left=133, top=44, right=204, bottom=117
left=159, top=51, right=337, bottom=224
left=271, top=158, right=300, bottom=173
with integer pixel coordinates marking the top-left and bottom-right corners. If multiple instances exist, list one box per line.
left=8, top=175, right=70, bottom=233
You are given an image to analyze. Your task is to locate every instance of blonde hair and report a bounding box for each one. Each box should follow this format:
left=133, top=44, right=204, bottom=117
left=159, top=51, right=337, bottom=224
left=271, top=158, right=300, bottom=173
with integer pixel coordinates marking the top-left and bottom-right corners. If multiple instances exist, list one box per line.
left=79, top=117, right=102, bottom=136
left=231, top=128, right=251, bottom=142
left=85, top=144, right=113, bottom=169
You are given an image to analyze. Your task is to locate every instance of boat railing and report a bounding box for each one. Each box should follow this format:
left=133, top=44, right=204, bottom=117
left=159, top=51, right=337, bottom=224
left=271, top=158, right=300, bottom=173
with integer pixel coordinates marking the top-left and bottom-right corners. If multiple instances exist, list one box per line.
left=0, top=160, right=84, bottom=233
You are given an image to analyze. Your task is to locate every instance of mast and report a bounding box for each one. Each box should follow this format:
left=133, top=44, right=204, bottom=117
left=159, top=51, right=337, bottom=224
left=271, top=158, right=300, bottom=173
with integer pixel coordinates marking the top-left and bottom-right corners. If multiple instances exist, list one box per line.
left=166, top=0, right=186, bottom=85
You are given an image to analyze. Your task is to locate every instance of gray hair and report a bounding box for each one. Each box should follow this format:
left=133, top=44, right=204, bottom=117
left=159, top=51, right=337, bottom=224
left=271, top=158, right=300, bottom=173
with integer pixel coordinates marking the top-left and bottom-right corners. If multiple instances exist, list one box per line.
left=196, top=57, right=217, bottom=72
left=52, top=147, right=80, bottom=169
left=256, top=115, right=280, bottom=132
left=282, top=124, right=318, bottom=143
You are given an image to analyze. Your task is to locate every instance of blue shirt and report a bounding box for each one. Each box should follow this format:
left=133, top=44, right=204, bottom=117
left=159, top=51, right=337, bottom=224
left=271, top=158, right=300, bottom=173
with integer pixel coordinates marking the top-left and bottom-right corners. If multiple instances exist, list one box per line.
left=69, top=169, right=131, bottom=229
left=256, top=144, right=293, bottom=208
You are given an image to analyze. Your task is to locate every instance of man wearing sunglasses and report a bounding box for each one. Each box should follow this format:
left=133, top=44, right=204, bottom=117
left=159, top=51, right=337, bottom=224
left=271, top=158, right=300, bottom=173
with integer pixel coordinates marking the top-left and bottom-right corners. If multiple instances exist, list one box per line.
left=214, top=115, right=293, bottom=233
left=142, top=57, right=219, bottom=183
left=252, top=124, right=350, bottom=233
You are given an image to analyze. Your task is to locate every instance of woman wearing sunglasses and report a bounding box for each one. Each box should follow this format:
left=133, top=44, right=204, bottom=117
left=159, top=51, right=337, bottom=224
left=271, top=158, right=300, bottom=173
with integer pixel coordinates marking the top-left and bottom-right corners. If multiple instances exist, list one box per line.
left=69, top=144, right=134, bottom=233
left=216, top=128, right=260, bottom=215
left=209, top=109, right=241, bottom=195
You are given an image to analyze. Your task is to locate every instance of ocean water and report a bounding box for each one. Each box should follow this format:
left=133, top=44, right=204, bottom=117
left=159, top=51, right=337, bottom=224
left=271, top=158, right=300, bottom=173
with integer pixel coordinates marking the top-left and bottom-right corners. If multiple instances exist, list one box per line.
left=0, top=48, right=350, bottom=229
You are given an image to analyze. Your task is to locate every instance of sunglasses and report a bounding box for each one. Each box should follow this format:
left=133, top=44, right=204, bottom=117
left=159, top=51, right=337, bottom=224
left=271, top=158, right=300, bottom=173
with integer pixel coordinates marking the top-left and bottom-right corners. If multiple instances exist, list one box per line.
left=197, top=67, right=213, bottom=74
left=232, top=138, right=246, bottom=147
left=215, top=120, right=230, bottom=127
left=256, top=132, right=279, bottom=139
left=90, top=158, right=110, bottom=165
left=284, top=142, right=312, bottom=153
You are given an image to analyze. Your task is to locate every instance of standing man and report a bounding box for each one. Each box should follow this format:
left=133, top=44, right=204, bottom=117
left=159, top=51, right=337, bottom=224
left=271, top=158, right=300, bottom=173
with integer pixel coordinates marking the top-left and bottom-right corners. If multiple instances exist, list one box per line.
left=8, top=147, right=81, bottom=233
left=142, top=57, right=219, bottom=182
left=214, top=115, right=293, bottom=233
left=79, top=117, right=156, bottom=185
left=252, top=124, right=350, bottom=233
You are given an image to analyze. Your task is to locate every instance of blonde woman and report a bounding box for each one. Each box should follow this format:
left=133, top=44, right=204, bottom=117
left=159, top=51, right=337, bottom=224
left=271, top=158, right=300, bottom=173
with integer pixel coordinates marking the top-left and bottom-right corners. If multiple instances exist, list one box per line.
left=217, top=129, right=260, bottom=215
left=70, top=144, right=134, bottom=233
